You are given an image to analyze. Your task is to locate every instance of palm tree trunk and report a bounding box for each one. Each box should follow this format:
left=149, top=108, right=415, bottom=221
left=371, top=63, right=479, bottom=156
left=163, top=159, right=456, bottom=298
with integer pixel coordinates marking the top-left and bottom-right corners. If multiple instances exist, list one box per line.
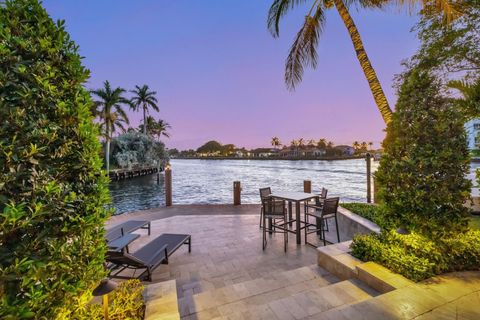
left=143, top=104, right=147, bottom=135
left=333, top=0, right=393, bottom=124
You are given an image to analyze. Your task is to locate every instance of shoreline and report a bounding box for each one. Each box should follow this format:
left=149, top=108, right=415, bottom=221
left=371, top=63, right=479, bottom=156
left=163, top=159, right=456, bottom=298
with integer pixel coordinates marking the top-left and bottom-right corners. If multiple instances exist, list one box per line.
left=171, top=155, right=367, bottom=161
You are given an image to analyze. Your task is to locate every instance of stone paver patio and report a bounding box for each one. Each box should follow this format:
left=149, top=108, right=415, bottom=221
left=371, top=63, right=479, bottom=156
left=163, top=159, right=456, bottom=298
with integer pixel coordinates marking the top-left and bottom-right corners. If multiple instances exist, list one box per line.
left=108, top=205, right=480, bottom=319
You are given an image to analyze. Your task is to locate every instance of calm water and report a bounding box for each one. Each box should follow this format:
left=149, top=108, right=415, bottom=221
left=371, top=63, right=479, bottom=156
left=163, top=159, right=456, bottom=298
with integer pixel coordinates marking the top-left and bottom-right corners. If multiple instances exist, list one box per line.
left=109, top=159, right=378, bottom=214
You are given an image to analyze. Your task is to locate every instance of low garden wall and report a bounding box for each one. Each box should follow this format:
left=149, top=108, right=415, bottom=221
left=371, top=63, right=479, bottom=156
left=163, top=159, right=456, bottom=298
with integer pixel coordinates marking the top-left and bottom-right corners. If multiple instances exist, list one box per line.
left=337, top=206, right=381, bottom=241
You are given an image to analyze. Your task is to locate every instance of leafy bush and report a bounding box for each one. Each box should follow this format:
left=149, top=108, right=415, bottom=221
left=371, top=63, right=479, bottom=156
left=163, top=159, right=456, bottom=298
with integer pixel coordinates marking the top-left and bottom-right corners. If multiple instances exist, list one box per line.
left=351, top=230, right=480, bottom=282
left=74, top=280, right=145, bottom=320
left=111, top=131, right=168, bottom=169
left=341, top=203, right=393, bottom=230
left=0, top=0, right=110, bottom=318
left=375, top=69, right=471, bottom=237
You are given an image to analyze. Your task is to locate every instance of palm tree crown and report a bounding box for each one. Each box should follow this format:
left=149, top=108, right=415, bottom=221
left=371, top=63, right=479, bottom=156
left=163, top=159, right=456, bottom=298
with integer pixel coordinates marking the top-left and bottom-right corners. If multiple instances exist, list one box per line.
left=139, top=116, right=172, bottom=141
left=130, top=85, right=159, bottom=135
left=267, top=0, right=469, bottom=124
left=91, top=80, right=130, bottom=171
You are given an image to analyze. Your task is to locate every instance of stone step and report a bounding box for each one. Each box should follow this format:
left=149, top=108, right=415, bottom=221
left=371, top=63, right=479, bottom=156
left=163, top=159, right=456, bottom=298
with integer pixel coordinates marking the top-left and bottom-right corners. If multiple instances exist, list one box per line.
left=188, top=278, right=377, bottom=320
left=178, top=265, right=339, bottom=317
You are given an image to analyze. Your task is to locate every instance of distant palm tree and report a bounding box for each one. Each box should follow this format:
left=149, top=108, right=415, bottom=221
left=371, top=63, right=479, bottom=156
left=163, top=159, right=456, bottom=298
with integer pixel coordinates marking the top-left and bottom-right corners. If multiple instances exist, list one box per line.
left=130, top=85, right=159, bottom=135
left=368, top=142, right=374, bottom=150
left=290, top=139, right=298, bottom=147
left=318, top=138, right=327, bottom=149
left=139, top=116, right=171, bottom=141
left=267, top=0, right=466, bottom=124
left=352, top=141, right=360, bottom=150
left=298, top=138, right=305, bottom=147
left=308, top=139, right=317, bottom=146
left=91, top=80, right=130, bottom=171
left=327, top=141, right=334, bottom=149
left=361, top=141, right=368, bottom=151
left=271, top=137, right=281, bottom=149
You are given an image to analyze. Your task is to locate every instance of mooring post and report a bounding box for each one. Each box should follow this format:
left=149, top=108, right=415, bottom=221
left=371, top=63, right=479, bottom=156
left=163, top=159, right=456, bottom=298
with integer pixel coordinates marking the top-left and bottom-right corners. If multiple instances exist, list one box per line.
left=366, top=153, right=372, bottom=203
left=303, top=180, right=312, bottom=193
left=165, top=164, right=172, bottom=206
left=233, top=181, right=241, bottom=205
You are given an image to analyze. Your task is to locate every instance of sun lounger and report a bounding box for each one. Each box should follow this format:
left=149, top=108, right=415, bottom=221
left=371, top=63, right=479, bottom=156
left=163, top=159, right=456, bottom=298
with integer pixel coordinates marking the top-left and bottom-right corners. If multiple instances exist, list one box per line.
left=106, top=220, right=151, bottom=242
left=107, top=233, right=191, bottom=281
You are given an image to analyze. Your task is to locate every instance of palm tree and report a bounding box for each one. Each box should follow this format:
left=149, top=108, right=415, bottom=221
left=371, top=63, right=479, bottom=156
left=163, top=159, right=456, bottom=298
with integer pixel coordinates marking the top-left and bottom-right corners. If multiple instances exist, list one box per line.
left=271, top=137, right=281, bottom=149
left=327, top=141, right=334, bottom=149
left=361, top=141, right=368, bottom=151
left=139, top=116, right=172, bottom=141
left=308, top=139, right=317, bottom=146
left=298, top=138, right=305, bottom=147
left=267, top=0, right=467, bottom=124
left=91, top=81, right=130, bottom=172
left=368, top=141, right=374, bottom=150
left=318, top=138, right=327, bottom=149
left=130, top=85, right=159, bottom=135
left=353, top=141, right=360, bottom=150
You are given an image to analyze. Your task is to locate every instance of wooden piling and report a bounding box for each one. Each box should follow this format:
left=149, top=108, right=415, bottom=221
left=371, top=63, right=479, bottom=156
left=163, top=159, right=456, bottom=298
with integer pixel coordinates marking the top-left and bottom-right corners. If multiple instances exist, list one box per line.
left=233, top=181, right=241, bottom=205
left=165, top=165, right=172, bottom=206
left=366, top=153, right=372, bottom=203
left=303, top=180, right=312, bottom=193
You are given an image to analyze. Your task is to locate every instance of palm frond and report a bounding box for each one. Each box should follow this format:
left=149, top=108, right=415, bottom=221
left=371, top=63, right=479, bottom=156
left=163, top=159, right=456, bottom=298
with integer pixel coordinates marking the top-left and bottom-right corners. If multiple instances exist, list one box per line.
left=394, top=0, right=466, bottom=22
left=268, top=0, right=309, bottom=37
left=285, top=4, right=326, bottom=90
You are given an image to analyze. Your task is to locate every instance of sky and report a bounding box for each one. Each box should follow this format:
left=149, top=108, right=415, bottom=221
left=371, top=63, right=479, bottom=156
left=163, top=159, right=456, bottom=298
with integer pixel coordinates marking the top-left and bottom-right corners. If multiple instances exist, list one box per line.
left=42, top=0, right=420, bottom=150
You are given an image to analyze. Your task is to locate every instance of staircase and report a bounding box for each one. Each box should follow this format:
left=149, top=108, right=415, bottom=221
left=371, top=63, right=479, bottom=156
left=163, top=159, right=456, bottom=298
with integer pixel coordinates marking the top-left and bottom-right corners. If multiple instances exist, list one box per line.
left=176, top=264, right=378, bottom=319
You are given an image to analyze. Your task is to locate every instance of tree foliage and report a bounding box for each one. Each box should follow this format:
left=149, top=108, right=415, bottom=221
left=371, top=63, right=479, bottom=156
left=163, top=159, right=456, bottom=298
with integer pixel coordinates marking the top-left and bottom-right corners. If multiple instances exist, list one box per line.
left=111, top=132, right=168, bottom=169
left=375, top=69, right=471, bottom=237
left=196, top=140, right=224, bottom=154
left=0, top=0, right=110, bottom=317
left=412, top=1, right=480, bottom=80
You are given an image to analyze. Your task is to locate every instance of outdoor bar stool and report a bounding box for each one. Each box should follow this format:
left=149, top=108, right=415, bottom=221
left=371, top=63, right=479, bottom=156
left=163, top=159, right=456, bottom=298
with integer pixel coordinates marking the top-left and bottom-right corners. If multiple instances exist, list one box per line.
left=304, top=197, right=340, bottom=247
left=259, top=187, right=286, bottom=229
left=262, top=197, right=288, bottom=252
left=304, top=187, right=328, bottom=233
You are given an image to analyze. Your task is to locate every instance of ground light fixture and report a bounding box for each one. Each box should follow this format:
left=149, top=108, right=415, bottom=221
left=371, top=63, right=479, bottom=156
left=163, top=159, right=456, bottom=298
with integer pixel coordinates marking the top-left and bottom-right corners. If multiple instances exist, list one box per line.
left=396, top=226, right=410, bottom=235
left=92, top=279, right=118, bottom=320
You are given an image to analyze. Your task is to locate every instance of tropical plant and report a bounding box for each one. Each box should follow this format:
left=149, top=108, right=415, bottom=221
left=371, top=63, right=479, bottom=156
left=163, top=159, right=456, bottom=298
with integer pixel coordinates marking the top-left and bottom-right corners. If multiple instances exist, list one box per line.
left=352, top=141, right=360, bottom=150
left=317, top=138, right=327, bottom=149
left=271, top=136, right=281, bottom=149
left=308, top=139, right=317, bottom=146
left=267, top=0, right=472, bottom=124
left=298, top=138, right=305, bottom=147
left=360, top=141, right=368, bottom=151
left=91, top=81, right=130, bottom=171
left=448, top=79, right=480, bottom=120
left=0, top=0, right=110, bottom=317
left=139, top=116, right=171, bottom=141
left=111, top=132, right=168, bottom=169
left=368, top=141, right=374, bottom=150
left=376, top=69, right=471, bottom=237
left=130, top=85, right=159, bottom=135
left=290, top=139, right=299, bottom=147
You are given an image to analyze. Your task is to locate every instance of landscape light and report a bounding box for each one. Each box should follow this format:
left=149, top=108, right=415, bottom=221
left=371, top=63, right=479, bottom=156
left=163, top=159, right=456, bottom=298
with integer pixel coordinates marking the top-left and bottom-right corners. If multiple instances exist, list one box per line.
left=92, top=279, right=118, bottom=320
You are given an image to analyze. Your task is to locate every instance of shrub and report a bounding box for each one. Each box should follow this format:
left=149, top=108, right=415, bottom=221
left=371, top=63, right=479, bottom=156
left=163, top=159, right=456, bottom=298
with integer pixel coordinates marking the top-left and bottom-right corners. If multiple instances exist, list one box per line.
left=74, top=280, right=145, bottom=320
left=351, top=230, right=480, bottom=282
left=0, top=0, right=110, bottom=318
left=341, top=203, right=393, bottom=230
left=375, top=69, right=471, bottom=237
left=111, top=131, right=168, bottom=169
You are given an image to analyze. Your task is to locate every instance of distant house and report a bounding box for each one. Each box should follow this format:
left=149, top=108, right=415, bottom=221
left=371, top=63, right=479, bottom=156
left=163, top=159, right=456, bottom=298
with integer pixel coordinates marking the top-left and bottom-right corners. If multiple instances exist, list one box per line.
left=279, top=146, right=325, bottom=158
left=235, top=149, right=250, bottom=158
left=251, top=148, right=278, bottom=158
left=465, top=119, right=480, bottom=151
left=334, top=145, right=355, bottom=156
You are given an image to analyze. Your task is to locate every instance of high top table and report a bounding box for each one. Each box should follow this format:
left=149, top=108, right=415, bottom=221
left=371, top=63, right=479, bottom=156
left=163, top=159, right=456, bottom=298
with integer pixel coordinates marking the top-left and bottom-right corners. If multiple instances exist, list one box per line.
left=269, top=191, right=319, bottom=244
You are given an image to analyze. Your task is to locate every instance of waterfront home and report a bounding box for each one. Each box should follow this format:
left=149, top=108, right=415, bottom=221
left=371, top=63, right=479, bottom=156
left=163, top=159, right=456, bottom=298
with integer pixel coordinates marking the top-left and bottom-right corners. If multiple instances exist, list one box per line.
left=279, top=146, right=325, bottom=158
left=334, top=145, right=356, bottom=156
left=251, top=148, right=279, bottom=158
left=465, top=118, right=480, bottom=151
left=234, top=148, right=250, bottom=158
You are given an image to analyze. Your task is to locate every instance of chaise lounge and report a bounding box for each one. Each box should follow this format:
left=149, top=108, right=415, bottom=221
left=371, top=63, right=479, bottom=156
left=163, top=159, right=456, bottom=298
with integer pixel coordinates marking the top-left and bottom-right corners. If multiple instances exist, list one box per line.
left=106, top=220, right=151, bottom=242
left=107, top=233, right=191, bottom=281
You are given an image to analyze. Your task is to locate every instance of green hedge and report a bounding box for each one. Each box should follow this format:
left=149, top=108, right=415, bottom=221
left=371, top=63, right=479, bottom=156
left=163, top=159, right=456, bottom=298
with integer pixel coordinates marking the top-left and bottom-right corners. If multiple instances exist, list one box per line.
left=340, top=203, right=393, bottom=230
left=0, top=0, right=110, bottom=318
left=351, top=230, right=480, bottom=282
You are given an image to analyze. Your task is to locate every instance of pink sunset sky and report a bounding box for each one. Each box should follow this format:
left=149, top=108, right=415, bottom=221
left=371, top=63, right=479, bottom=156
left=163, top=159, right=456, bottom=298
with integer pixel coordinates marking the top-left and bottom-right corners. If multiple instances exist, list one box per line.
left=43, top=1, right=419, bottom=150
